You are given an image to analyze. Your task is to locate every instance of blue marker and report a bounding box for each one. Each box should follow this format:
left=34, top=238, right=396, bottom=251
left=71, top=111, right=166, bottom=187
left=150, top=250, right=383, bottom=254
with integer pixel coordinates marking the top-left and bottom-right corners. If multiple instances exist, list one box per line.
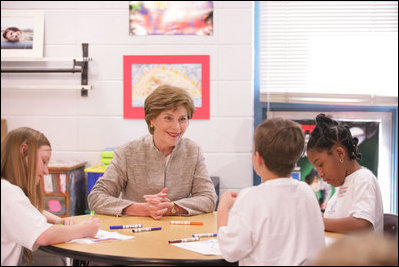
left=110, top=224, right=143, bottom=230
left=132, top=227, right=162, bottom=233
left=192, top=233, right=217, bottom=238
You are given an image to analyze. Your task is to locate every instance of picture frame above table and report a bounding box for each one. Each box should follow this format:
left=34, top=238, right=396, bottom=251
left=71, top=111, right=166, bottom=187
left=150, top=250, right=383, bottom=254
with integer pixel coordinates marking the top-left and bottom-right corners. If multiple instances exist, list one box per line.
left=1, top=9, right=44, bottom=58
left=123, top=55, right=210, bottom=119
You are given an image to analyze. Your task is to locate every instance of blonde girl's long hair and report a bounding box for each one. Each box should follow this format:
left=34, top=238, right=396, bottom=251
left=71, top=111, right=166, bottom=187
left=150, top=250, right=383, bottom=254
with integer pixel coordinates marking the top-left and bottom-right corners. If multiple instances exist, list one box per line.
left=1, top=127, right=51, bottom=264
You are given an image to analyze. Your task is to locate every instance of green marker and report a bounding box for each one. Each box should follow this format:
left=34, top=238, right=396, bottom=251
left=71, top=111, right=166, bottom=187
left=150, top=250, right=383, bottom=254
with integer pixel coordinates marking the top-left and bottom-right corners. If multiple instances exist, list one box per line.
left=90, top=210, right=95, bottom=219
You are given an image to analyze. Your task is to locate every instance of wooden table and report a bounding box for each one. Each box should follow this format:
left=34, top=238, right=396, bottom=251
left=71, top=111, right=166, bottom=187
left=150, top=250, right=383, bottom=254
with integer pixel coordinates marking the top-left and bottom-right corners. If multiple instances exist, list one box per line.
left=324, top=231, right=344, bottom=240
left=40, top=212, right=235, bottom=266
left=40, top=212, right=343, bottom=266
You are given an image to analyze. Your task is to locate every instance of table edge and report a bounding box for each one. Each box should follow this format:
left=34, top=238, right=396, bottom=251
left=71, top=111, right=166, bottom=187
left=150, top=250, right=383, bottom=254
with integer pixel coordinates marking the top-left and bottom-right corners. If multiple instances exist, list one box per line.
left=40, top=245, right=236, bottom=266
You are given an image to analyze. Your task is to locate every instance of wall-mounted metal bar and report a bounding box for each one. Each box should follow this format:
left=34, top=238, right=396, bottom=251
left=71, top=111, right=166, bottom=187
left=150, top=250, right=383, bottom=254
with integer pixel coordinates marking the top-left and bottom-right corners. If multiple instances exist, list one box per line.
left=1, top=68, right=82, bottom=73
left=75, top=43, right=89, bottom=96
left=1, top=57, right=91, bottom=62
left=1, top=43, right=91, bottom=97
left=1, top=85, right=92, bottom=91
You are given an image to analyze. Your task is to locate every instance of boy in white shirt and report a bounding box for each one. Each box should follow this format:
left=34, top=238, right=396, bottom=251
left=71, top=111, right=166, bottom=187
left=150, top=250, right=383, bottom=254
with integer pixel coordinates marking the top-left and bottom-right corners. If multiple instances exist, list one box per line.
left=217, top=118, right=325, bottom=266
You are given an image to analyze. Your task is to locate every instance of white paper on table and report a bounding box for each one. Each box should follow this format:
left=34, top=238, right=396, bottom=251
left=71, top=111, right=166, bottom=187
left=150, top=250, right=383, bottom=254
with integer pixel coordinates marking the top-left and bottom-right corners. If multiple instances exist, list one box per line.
left=171, top=238, right=222, bottom=255
left=325, top=236, right=339, bottom=247
left=67, top=229, right=134, bottom=244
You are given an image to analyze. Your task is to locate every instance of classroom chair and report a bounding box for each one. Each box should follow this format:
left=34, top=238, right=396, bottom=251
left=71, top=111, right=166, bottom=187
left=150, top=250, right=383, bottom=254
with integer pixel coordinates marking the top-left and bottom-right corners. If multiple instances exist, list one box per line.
left=210, top=176, right=220, bottom=210
left=383, top=213, right=398, bottom=240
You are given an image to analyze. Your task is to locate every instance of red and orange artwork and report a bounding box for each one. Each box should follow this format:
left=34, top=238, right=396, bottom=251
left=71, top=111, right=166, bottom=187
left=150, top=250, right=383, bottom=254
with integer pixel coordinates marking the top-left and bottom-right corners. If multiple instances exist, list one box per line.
left=129, top=1, right=213, bottom=36
left=123, top=55, right=210, bottom=119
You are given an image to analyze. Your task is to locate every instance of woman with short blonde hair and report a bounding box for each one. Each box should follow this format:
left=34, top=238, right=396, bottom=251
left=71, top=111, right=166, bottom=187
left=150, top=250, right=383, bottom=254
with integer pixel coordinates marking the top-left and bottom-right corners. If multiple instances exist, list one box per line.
left=89, top=85, right=217, bottom=219
left=144, top=85, right=195, bottom=134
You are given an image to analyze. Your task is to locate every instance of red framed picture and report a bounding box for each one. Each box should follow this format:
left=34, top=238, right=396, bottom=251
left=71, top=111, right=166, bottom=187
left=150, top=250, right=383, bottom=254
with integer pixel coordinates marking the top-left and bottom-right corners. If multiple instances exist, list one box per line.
left=123, top=55, right=210, bottom=119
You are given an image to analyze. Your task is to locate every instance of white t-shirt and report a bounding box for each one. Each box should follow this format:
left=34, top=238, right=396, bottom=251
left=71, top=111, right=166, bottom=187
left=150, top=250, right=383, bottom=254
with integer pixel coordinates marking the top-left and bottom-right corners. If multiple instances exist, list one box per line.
left=323, top=168, right=384, bottom=232
left=1, top=179, right=52, bottom=266
left=218, top=178, right=325, bottom=266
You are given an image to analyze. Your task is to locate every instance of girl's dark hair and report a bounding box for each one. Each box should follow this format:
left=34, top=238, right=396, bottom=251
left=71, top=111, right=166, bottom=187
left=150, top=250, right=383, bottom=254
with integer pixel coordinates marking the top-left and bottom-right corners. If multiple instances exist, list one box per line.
left=305, top=168, right=320, bottom=185
left=307, top=114, right=362, bottom=160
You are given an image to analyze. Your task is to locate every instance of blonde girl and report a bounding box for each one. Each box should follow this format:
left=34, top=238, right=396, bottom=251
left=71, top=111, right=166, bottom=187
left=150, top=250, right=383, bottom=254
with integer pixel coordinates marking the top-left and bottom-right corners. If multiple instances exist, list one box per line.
left=1, top=127, right=100, bottom=265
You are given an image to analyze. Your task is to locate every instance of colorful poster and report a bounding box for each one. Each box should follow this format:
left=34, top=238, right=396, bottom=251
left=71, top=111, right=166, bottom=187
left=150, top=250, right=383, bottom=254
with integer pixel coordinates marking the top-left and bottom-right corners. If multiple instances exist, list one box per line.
left=129, top=1, right=213, bottom=35
left=123, top=55, right=210, bottom=119
left=131, top=64, right=202, bottom=107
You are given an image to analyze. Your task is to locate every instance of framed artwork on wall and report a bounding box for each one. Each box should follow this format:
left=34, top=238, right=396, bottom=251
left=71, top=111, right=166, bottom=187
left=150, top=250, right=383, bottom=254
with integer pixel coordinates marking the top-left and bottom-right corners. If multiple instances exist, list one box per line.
left=123, top=55, right=210, bottom=119
left=129, top=1, right=213, bottom=35
left=1, top=9, right=44, bottom=58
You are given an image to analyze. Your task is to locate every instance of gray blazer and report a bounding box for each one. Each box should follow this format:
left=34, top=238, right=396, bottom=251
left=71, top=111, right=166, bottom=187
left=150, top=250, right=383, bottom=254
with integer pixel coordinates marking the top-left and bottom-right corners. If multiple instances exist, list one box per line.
left=88, top=134, right=217, bottom=216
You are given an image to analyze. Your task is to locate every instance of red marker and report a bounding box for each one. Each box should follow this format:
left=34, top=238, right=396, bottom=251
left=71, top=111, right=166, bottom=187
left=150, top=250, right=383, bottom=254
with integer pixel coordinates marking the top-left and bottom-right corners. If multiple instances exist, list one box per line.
left=169, top=237, right=200, bottom=244
left=170, top=221, right=203, bottom=225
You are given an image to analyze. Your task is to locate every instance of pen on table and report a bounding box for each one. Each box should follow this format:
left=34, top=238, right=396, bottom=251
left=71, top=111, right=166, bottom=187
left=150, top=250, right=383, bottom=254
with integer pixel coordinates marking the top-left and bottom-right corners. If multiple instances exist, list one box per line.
left=92, top=238, right=118, bottom=243
left=132, top=227, right=162, bottom=232
left=192, top=233, right=217, bottom=238
left=168, top=237, right=200, bottom=244
left=89, top=210, right=95, bottom=219
left=170, top=221, right=203, bottom=225
left=110, top=224, right=143, bottom=230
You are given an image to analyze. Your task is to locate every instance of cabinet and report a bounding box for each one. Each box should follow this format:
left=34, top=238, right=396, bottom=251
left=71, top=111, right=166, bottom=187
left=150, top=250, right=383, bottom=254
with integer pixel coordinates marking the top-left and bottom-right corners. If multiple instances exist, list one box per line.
left=41, top=161, right=88, bottom=217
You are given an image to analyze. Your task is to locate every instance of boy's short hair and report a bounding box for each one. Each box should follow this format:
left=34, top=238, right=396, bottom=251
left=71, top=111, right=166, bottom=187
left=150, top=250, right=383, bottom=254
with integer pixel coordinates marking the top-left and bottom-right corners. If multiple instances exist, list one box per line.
left=254, top=118, right=305, bottom=177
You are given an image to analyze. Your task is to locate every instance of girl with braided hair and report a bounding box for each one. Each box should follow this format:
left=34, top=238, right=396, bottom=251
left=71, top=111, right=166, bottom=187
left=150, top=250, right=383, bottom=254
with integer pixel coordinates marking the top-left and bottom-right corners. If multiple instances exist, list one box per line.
left=306, top=114, right=383, bottom=234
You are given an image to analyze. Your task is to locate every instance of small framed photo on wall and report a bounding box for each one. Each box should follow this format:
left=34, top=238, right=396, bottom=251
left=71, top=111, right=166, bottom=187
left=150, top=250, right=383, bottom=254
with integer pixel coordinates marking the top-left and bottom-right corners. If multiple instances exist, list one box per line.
left=1, top=9, right=44, bottom=58
left=123, top=55, right=210, bottom=119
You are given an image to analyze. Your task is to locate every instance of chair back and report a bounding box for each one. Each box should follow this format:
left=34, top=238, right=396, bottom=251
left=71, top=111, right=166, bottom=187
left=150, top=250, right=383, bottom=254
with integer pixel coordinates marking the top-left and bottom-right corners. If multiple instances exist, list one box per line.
left=383, top=213, right=398, bottom=240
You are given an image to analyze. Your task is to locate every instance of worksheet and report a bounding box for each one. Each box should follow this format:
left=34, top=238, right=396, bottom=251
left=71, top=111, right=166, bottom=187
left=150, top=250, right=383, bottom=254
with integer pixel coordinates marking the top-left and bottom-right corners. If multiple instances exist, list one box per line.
left=67, top=229, right=134, bottom=244
left=171, top=238, right=221, bottom=256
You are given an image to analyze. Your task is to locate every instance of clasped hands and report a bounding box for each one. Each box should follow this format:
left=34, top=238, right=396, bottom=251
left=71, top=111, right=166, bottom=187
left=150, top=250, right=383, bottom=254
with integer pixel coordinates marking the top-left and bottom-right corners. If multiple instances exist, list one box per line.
left=143, top=187, right=173, bottom=220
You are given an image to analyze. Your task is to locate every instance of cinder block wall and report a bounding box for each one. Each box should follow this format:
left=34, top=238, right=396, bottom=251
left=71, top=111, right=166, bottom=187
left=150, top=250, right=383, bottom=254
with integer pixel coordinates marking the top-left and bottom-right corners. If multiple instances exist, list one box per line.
left=1, top=1, right=254, bottom=196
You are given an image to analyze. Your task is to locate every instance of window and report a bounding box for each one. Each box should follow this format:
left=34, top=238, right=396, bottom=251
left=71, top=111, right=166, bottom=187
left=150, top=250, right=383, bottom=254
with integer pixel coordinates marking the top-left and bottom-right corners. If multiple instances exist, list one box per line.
left=254, top=1, right=398, bottom=213
left=258, top=1, right=398, bottom=105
